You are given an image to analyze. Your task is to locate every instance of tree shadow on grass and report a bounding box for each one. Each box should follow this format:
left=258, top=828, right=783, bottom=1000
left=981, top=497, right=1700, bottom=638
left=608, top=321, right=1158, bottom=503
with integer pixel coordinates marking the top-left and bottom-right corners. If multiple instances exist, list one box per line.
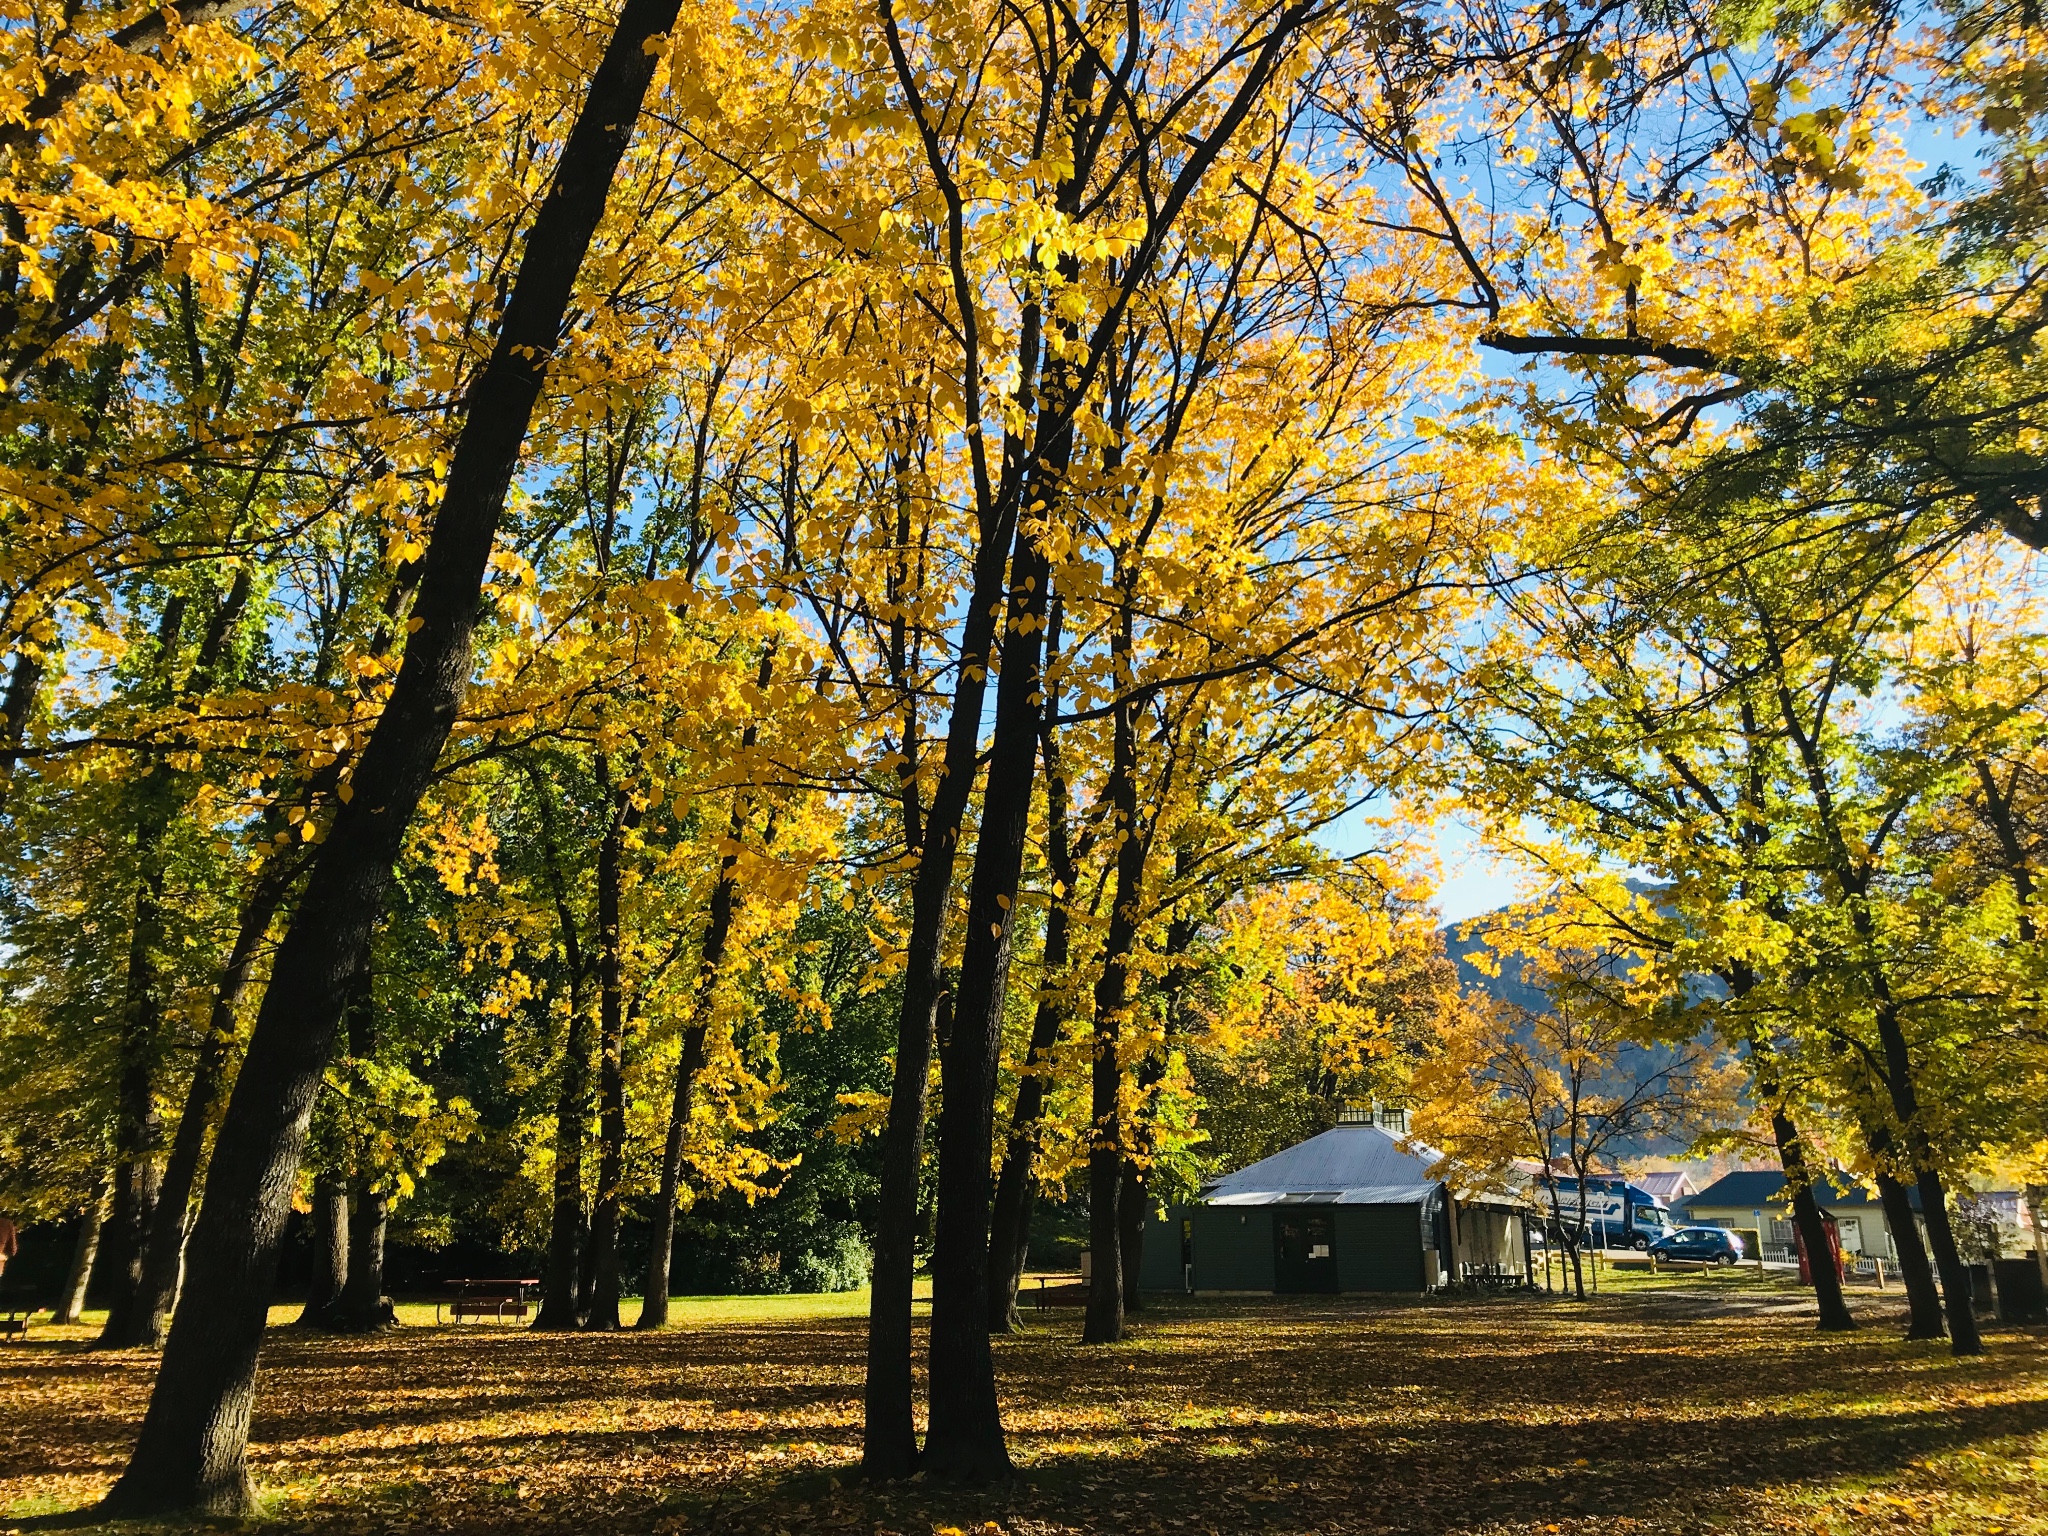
left=5, top=1294, right=2045, bottom=1536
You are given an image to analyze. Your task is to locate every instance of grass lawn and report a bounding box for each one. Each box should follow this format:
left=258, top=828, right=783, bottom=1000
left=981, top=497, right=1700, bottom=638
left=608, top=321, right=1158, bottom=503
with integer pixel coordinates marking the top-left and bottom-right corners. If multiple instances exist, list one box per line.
left=3, top=1270, right=2044, bottom=1535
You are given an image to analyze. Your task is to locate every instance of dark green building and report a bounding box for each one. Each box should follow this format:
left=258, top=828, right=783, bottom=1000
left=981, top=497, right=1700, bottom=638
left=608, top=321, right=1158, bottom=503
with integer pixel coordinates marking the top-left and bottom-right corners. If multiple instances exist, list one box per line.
left=1140, top=1111, right=1533, bottom=1294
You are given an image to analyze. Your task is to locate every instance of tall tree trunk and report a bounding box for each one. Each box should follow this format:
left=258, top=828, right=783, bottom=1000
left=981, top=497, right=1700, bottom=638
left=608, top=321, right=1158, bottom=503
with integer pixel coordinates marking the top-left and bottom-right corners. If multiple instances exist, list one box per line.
left=1084, top=603, right=1142, bottom=1348
left=136, top=866, right=293, bottom=1346
left=327, top=957, right=394, bottom=1332
left=1120, top=873, right=1197, bottom=1316
left=536, top=984, right=593, bottom=1330
left=97, top=2, right=685, bottom=1505
left=638, top=1022, right=708, bottom=1330
left=294, top=1179, right=348, bottom=1327
left=642, top=640, right=780, bottom=1329
left=333, top=1185, right=390, bottom=1331
left=1119, top=1158, right=1146, bottom=1313
left=1867, top=995, right=1981, bottom=1353
left=1874, top=1162, right=1945, bottom=1339
left=587, top=780, right=637, bottom=1332
left=983, top=908, right=1068, bottom=1335
left=921, top=451, right=1077, bottom=1481
left=861, top=35, right=1069, bottom=1471
left=57, top=1187, right=106, bottom=1324
left=1915, top=1168, right=1982, bottom=1353
left=985, top=600, right=1076, bottom=1336
left=640, top=784, right=754, bottom=1328
left=95, top=603, right=189, bottom=1349
left=1782, top=1144, right=1856, bottom=1333
left=1746, top=1042, right=1855, bottom=1333
left=862, top=478, right=1030, bottom=1479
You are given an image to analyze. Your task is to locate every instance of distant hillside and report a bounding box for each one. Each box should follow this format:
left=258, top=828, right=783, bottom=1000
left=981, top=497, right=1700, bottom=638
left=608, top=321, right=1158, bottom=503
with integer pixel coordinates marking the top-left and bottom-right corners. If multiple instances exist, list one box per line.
left=1436, top=895, right=1721, bottom=1161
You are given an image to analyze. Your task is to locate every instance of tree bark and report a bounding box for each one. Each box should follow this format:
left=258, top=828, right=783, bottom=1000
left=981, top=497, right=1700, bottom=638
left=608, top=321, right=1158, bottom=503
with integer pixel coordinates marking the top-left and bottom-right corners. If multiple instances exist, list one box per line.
left=294, top=1179, right=348, bottom=1326
left=861, top=442, right=1034, bottom=1477
left=1867, top=995, right=1980, bottom=1352
left=325, top=957, right=394, bottom=1333
left=1915, top=1168, right=1982, bottom=1354
left=0, top=647, right=43, bottom=819
left=1874, top=1163, right=1945, bottom=1339
left=638, top=1022, right=707, bottom=1330
left=639, top=768, right=754, bottom=1328
left=1084, top=606, right=1143, bottom=1348
left=1786, top=1167, right=1855, bottom=1333
left=921, top=479, right=1075, bottom=1480
left=1749, top=1052, right=1855, bottom=1332
left=331, top=1185, right=390, bottom=1331
left=536, top=983, right=593, bottom=1331
left=1119, top=1158, right=1146, bottom=1313
left=985, top=602, right=1077, bottom=1336
left=95, top=607, right=190, bottom=1349
left=97, top=0, right=685, bottom=1505
left=586, top=780, right=637, bottom=1331
left=57, top=1189, right=106, bottom=1324
left=983, top=909, right=1068, bottom=1335
left=136, top=865, right=294, bottom=1346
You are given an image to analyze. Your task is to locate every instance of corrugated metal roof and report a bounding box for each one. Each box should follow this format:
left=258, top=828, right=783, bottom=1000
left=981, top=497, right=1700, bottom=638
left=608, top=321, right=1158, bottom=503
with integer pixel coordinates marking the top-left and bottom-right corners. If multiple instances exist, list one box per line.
left=1685, top=1170, right=1918, bottom=1211
left=1204, top=1123, right=1445, bottom=1200
left=1209, top=1182, right=1442, bottom=1207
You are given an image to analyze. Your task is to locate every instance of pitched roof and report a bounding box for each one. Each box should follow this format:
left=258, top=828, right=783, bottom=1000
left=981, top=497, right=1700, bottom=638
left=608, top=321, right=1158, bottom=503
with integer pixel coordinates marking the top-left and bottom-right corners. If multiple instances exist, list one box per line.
left=1205, top=1123, right=1443, bottom=1201
left=1684, top=1170, right=1919, bottom=1212
left=1636, top=1170, right=1696, bottom=1202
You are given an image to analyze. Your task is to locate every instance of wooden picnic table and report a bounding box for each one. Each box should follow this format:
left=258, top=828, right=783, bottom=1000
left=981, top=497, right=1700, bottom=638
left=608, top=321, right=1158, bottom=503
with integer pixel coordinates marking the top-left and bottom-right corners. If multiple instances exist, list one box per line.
left=1031, top=1274, right=1088, bottom=1309
left=436, top=1278, right=538, bottom=1324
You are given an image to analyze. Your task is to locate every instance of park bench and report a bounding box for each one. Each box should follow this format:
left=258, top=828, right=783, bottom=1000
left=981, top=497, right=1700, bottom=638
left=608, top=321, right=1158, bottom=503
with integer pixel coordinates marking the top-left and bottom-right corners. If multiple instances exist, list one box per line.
left=437, top=1278, right=537, bottom=1324
left=0, top=1308, right=31, bottom=1342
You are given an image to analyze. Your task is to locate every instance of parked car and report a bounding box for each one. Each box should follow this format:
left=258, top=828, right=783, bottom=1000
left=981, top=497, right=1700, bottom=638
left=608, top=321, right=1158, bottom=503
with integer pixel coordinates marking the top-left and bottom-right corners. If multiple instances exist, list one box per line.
left=1648, top=1226, right=1745, bottom=1266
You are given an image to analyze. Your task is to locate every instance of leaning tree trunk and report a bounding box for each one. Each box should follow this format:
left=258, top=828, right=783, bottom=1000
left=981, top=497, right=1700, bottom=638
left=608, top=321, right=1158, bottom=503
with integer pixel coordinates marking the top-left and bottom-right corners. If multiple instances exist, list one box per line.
left=1788, top=1179, right=1855, bottom=1331
left=1915, top=1168, right=1982, bottom=1354
left=57, top=1189, right=107, bottom=1324
left=1751, top=1058, right=1855, bottom=1333
left=294, top=1178, right=348, bottom=1327
left=642, top=643, right=777, bottom=1328
left=136, top=866, right=294, bottom=1345
left=638, top=1020, right=707, bottom=1330
left=96, top=2, right=689, bottom=1507
left=640, top=853, right=744, bottom=1326
left=1865, top=994, right=1981, bottom=1354
left=1873, top=1163, right=1945, bottom=1339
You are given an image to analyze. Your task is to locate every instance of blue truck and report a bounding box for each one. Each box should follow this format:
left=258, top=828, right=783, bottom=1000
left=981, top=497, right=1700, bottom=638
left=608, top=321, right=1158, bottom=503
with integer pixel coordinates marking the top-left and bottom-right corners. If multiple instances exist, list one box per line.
left=1533, top=1176, right=1675, bottom=1250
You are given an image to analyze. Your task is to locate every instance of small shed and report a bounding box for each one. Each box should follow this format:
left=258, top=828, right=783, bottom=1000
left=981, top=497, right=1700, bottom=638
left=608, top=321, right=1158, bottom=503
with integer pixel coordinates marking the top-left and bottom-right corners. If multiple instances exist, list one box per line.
left=1140, top=1114, right=1533, bottom=1294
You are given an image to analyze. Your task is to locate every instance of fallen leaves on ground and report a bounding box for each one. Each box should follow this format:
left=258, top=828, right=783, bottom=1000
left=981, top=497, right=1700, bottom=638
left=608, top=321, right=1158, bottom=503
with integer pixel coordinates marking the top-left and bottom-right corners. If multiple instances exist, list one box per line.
left=3, top=1279, right=2045, bottom=1535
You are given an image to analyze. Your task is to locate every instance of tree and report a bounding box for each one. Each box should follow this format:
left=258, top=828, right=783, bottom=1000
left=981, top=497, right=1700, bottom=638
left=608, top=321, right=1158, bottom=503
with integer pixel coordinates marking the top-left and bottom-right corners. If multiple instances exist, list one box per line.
left=1416, top=946, right=1738, bottom=1298
left=99, top=0, right=698, bottom=1509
